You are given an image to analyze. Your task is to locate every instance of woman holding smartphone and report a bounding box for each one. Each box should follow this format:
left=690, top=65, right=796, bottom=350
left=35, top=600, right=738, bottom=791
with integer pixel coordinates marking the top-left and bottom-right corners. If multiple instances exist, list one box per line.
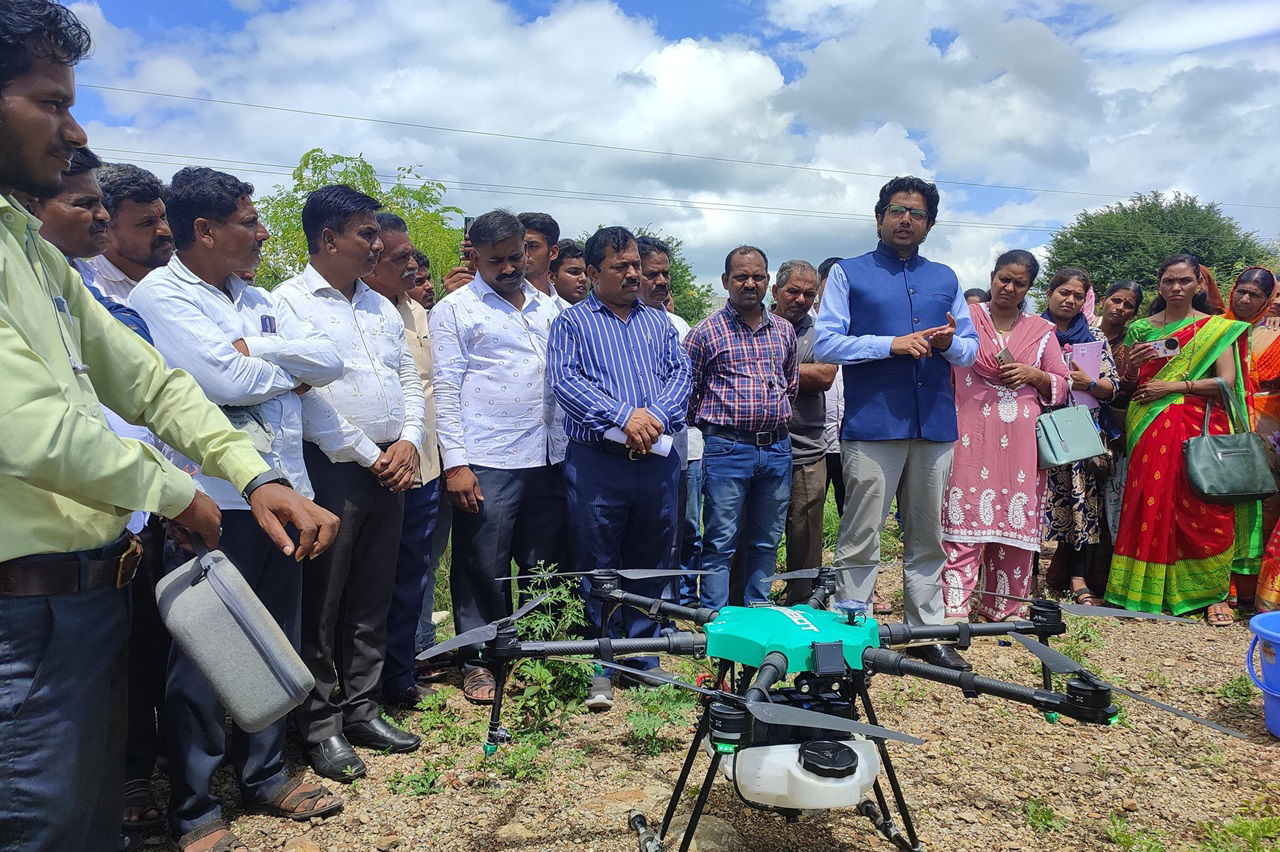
left=940, top=250, right=1070, bottom=621
left=1107, top=254, right=1253, bottom=623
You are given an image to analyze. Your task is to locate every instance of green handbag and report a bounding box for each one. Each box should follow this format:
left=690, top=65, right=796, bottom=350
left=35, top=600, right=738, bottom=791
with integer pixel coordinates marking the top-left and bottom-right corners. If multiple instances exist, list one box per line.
left=1035, top=398, right=1106, bottom=469
left=1183, top=377, right=1277, bottom=504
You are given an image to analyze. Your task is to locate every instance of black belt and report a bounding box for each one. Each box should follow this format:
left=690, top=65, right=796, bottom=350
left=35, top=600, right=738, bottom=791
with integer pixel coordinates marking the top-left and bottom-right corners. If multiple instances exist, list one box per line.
left=702, top=424, right=789, bottom=447
left=0, top=533, right=142, bottom=597
left=576, top=439, right=655, bottom=461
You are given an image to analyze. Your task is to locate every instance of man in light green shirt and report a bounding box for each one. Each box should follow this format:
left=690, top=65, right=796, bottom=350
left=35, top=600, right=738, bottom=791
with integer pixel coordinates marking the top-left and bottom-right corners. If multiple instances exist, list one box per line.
left=0, top=5, right=339, bottom=850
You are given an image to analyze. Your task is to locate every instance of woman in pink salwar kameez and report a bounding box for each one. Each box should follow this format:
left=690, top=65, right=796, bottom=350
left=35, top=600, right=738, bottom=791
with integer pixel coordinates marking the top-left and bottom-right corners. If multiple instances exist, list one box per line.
left=941, top=251, right=1069, bottom=620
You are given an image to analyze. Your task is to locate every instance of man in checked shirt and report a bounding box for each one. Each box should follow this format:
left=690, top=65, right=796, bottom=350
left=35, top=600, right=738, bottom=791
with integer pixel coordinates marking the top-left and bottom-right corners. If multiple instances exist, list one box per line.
left=685, top=245, right=798, bottom=610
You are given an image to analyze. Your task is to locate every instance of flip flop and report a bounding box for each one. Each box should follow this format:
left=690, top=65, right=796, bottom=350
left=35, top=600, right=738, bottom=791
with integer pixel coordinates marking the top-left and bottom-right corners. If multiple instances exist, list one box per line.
left=1205, top=602, right=1235, bottom=627
left=462, top=668, right=497, bottom=705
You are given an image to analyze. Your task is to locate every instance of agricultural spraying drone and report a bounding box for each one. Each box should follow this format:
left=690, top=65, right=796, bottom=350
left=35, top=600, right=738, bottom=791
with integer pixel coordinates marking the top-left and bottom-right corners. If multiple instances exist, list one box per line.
left=416, top=564, right=1247, bottom=852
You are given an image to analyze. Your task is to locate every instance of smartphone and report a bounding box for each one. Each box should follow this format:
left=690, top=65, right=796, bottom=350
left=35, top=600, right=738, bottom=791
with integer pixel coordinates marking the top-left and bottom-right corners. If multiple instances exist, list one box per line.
left=460, top=215, right=475, bottom=268
left=996, top=346, right=1015, bottom=366
left=1151, top=337, right=1181, bottom=358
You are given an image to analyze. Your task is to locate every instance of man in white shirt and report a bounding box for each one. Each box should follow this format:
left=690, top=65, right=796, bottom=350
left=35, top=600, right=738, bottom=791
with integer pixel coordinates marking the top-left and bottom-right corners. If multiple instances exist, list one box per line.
left=84, top=162, right=173, bottom=301
left=359, top=212, right=443, bottom=710
left=637, top=237, right=705, bottom=605
left=429, top=209, right=567, bottom=706
left=550, top=238, right=589, bottom=309
left=275, top=186, right=428, bottom=780
left=517, top=211, right=560, bottom=298
left=129, top=166, right=347, bottom=844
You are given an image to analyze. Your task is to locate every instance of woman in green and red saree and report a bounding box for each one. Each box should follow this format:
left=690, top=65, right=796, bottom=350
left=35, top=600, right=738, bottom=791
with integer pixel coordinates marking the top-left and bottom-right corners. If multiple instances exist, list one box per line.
left=1106, top=254, right=1256, bottom=624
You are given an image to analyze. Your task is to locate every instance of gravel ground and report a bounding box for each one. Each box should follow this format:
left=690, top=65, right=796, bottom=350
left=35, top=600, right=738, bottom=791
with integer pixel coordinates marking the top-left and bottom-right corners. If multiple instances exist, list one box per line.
left=141, top=576, right=1280, bottom=852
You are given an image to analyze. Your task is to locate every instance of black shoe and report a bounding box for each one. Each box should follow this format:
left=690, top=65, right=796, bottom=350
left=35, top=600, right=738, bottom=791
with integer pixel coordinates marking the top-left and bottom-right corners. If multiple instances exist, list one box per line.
left=307, top=734, right=367, bottom=782
left=343, top=717, right=421, bottom=753
left=384, top=683, right=436, bottom=710
left=906, top=643, right=972, bottom=671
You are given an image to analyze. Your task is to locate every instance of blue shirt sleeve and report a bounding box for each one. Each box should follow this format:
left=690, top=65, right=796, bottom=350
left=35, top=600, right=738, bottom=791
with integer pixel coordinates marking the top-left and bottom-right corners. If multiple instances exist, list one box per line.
left=813, top=263, right=894, bottom=364
left=85, top=279, right=153, bottom=345
left=648, top=318, right=691, bottom=432
left=941, top=283, right=979, bottom=367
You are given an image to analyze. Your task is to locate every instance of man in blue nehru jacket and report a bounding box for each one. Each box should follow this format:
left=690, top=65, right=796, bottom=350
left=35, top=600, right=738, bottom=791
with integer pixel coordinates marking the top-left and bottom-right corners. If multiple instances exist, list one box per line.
left=814, top=176, right=979, bottom=671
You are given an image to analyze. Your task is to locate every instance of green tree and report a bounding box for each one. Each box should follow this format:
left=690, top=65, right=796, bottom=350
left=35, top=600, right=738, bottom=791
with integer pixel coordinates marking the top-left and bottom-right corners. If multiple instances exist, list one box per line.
left=581, top=225, right=714, bottom=323
left=1045, top=191, right=1279, bottom=304
left=254, top=148, right=461, bottom=290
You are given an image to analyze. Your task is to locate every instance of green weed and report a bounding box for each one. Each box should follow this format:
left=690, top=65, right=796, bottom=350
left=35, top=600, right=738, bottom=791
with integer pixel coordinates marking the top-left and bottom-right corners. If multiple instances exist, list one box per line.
left=492, top=737, right=549, bottom=782
left=386, top=759, right=447, bottom=796
left=508, top=562, right=592, bottom=736
left=1217, top=675, right=1259, bottom=712
left=1105, top=814, right=1166, bottom=851
left=1023, top=797, right=1065, bottom=833
left=625, top=684, right=696, bottom=756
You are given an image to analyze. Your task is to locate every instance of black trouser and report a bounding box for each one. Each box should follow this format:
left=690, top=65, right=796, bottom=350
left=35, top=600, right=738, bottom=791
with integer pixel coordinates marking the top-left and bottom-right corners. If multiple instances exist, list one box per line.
left=165, top=511, right=301, bottom=837
left=125, top=516, right=171, bottom=783
left=296, top=444, right=404, bottom=743
left=450, top=464, right=566, bottom=672
left=826, top=451, right=846, bottom=515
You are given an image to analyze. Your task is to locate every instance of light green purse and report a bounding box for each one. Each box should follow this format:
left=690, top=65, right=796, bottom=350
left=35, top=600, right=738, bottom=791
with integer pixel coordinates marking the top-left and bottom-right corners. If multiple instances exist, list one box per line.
left=1035, top=393, right=1106, bottom=470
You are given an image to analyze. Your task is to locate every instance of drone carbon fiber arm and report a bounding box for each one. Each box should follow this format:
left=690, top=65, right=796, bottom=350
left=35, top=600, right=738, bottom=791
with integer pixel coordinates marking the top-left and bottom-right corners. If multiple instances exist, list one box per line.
left=877, top=618, right=1060, bottom=646
left=861, top=646, right=1117, bottom=725
left=506, top=632, right=708, bottom=660
left=592, top=587, right=721, bottom=626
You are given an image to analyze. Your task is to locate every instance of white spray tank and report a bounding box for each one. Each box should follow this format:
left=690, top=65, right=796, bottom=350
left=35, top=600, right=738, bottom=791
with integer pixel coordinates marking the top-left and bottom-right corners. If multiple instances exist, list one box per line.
left=703, top=736, right=881, bottom=810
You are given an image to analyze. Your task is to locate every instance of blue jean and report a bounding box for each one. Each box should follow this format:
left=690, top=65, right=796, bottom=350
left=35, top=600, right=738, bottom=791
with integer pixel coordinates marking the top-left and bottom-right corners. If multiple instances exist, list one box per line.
left=565, top=441, right=680, bottom=671
left=699, top=434, right=793, bottom=609
left=416, top=484, right=453, bottom=653
left=677, top=457, right=705, bottom=606
left=383, top=478, right=440, bottom=695
left=0, top=581, right=128, bottom=851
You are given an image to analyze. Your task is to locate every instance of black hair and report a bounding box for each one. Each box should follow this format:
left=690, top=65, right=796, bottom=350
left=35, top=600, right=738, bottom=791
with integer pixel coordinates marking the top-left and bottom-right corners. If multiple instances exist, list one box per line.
left=963, top=288, right=990, bottom=302
left=301, top=184, right=382, bottom=254
left=64, top=145, right=100, bottom=178
left=636, top=235, right=670, bottom=260
left=0, top=0, right=91, bottom=92
left=467, top=209, right=523, bottom=248
left=1047, top=266, right=1092, bottom=293
left=584, top=226, right=637, bottom=270
left=724, top=245, right=768, bottom=276
left=96, top=162, right=164, bottom=218
left=874, top=176, right=940, bottom=225
left=1104, top=280, right=1144, bottom=311
left=775, top=259, right=817, bottom=290
left=413, top=250, right=430, bottom=272
left=1148, top=253, right=1204, bottom=315
left=992, top=249, right=1039, bottom=285
left=165, top=166, right=254, bottom=251
left=1237, top=267, right=1278, bottom=299
left=550, top=239, right=583, bottom=276
left=517, top=211, right=559, bottom=245
left=818, top=256, right=843, bottom=283
left=374, top=211, right=408, bottom=234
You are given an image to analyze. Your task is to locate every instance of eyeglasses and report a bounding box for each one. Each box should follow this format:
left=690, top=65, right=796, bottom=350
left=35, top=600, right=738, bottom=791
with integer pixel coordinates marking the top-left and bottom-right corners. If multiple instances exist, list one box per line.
left=885, top=204, right=928, bottom=222
left=731, top=273, right=769, bottom=284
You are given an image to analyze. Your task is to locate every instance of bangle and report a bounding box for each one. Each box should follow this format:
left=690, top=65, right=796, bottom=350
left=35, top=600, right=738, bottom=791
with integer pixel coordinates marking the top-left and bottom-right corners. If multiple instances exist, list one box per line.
left=1185, top=380, right=1193, bottom=395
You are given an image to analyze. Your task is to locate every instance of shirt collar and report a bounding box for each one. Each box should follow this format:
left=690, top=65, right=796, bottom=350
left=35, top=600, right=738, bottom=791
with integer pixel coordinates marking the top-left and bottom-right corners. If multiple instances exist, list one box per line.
left=472, top=274, right=542, bottom=311
left=723, top=302, right=775, bottom=331
left=302, top=262, right=366, bottom=297
left=1, top=192, right=41, bottom=236
left=584, top=290, right=645, bottom=316
left=168, top=253, right=248, bottom=300
left=874, top=240, right=921, bottom=265
left=90, top=254, right=136, bottom=286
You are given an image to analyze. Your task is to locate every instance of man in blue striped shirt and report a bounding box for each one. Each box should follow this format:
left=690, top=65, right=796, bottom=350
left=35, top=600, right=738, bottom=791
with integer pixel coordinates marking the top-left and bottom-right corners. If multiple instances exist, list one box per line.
left=548, top=226, right=692, bottom=694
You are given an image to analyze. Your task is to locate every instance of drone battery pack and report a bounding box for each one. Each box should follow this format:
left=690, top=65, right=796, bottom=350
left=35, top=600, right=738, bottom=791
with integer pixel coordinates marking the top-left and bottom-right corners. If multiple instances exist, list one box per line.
left=156, top=548, right=314, bottom=733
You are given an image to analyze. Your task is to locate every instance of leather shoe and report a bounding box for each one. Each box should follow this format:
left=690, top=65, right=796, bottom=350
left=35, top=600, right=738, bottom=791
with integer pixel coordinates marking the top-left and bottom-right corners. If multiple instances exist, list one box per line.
left=384, top=683, right=436, bottom=711
left=307, top=735, right=366, bottom=782
left=906, top=643, right=972, bottom=671
left=343, top=717, right=421, bottom=753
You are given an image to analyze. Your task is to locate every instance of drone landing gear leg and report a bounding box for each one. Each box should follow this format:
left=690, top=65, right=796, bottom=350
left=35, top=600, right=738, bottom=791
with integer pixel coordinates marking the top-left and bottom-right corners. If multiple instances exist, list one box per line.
left=854, top=675, right=921, bottom=852
left=659, top=660, right=731, bottom=840
left=482, top=660, right=512, bottom=756
left=676, top=747, right=723, bottom=852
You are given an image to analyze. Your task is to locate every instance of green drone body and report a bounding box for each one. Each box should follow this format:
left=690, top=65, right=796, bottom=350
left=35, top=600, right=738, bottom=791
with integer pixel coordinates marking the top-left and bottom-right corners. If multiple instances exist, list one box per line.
left=704, top=605, right=880, bottom=673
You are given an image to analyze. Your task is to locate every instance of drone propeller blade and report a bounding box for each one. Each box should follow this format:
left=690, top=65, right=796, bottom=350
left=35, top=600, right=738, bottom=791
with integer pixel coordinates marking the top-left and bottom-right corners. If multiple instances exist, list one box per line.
left=1109, top=685, right=1249, bottom=740
left=1057, top=602, right=1194, bottom=623
left=501, top=571, right=593, bottom=582
left=587, top=659, right=722, bottom=698
left=415, top=624, right=496, bottom=662
left=617, top=568, right=712, bottom=580
left=510, top=591, right=552, bottom=623
left=762, top=568, right=822, bottom=583
left=1009, top=633, right=1087, bottom=675
left=743, top=700, right=924, bottom=745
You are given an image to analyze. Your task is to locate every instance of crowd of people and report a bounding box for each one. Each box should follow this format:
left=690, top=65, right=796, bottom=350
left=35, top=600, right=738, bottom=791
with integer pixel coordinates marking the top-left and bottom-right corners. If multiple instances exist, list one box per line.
left=1, top=4, right=1276, bottom=852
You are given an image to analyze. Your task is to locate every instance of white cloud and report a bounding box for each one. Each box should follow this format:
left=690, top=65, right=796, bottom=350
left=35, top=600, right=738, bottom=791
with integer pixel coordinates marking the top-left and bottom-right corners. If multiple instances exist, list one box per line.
left=1080, top=1, right=1280, bottom=54
left=77, top=0, right=1280, bottom=288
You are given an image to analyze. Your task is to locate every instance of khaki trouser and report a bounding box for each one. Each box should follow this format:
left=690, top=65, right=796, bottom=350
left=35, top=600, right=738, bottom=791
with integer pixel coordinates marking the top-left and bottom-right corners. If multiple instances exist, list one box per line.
left=832, top=439, right=952, bottom=626
left=781, top=458, right=827, bottom=603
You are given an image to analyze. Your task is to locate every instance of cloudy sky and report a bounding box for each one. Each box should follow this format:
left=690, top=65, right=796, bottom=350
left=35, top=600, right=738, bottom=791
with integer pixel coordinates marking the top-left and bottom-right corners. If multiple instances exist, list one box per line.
left=69, top=0, right=1280, bottom=288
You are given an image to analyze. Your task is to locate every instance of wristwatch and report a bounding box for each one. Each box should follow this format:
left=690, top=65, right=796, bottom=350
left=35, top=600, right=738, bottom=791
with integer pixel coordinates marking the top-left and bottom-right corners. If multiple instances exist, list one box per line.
left=242, top=469, right=291, bottom=502
left=1086, top=380, right=1098, bottom=393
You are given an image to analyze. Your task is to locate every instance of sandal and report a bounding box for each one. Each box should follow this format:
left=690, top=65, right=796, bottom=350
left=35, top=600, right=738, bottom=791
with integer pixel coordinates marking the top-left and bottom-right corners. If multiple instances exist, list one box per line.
left=1071, top=586, right=1104, bottom=607
left=250, top=776, right=342, bottom=822
left=1206, top=602, right=1235, bottom=627
left=462, top=668, right=497, bottom=705
left=122, top=778, right=165, bottom=832
left=175, top=820, right=249, bottom=852
left=872, top=593, right=892, bottom=615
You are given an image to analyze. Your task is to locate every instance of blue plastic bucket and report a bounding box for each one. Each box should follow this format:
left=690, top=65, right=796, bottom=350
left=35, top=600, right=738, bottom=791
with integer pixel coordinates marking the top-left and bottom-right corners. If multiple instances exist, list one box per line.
left=1246, top=611, right=1280, bottom=738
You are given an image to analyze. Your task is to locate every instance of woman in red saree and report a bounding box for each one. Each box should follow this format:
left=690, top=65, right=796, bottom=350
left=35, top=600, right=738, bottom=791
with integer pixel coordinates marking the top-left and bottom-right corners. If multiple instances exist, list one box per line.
left=1106, top=255, right=1252, bottom=622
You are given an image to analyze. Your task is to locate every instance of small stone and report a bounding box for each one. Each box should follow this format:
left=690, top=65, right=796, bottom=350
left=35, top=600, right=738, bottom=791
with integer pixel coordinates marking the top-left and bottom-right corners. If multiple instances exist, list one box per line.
left=282, top=838, right=321, bottom=852
left=1122, top=799, right=1139, bottom=812
left=373, top=836, right=402, bottom=851
left=358, top=814, right=370, bottom=825
left=495, top=824, right=535, bottom=842
left=1015, top=790, right=1029, bottom=800
left=957, top=811, right=978, bottom=824
left=664, top=815, right=742, bottom=851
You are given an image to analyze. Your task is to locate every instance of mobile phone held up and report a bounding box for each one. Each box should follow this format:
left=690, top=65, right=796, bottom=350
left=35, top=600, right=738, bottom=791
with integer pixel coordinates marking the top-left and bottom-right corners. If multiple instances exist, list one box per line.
left=1151, top=337, right=1181, bottom=358
left=461, top=215, right=475, bottom=269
